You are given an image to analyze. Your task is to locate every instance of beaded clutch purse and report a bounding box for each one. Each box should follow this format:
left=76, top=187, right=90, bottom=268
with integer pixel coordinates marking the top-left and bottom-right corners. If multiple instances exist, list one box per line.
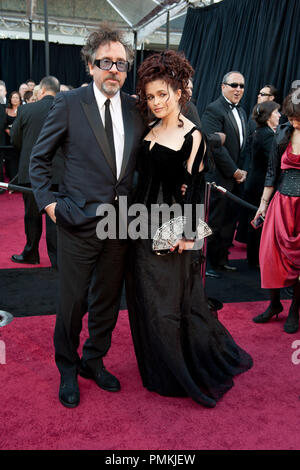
left=152, top=216, right=212, bottom=255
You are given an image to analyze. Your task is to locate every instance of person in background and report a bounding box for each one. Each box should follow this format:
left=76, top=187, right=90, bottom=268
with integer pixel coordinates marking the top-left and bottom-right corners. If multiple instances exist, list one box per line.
left=201, top=71, right=248, bottom=278
left=247, top=84, right=277, bottom=136
left=23, top=90, right=35, bottom=103
left=235, top=84, right=278, bottom=245
left=26, top=79, right=36, bottom=91
left=0, top=100, right=6, bottom=191
left=32, top=85, right=42, bottom=102
left=10, top=76, right=63, bottom=267
left=252, top=90, right=300, bottom=334
left=0, top=80, right=7, bottom=105
left=184, top=77, right=201, bottom=128
left=5, top=91, right=21, bottom=134
left=60, top=84, right=71, bottom=91
left=5, top=91, right=21, bottom=180
left=19, top=83, right=29, bottom=104
left=257, top=84, right=277, bottom=103
left=242, top=101, right=280, bottom=267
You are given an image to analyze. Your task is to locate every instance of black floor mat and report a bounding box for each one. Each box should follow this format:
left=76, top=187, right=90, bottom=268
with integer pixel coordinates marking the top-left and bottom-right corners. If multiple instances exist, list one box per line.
left=0, top=261, right=292, bottom=317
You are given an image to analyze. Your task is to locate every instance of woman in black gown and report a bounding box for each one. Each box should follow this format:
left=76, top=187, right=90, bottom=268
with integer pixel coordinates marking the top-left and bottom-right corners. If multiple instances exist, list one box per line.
left=126, top=51, right=253, bottom=408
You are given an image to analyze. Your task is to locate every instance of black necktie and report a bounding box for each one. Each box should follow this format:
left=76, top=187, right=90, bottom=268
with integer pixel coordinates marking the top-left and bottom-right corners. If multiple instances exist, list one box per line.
left=104, top=99, right=116, bottom=166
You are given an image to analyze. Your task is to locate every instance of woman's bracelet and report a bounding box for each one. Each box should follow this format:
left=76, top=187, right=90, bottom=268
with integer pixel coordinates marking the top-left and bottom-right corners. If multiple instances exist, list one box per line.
left=261, top=198, right=269, bottom=205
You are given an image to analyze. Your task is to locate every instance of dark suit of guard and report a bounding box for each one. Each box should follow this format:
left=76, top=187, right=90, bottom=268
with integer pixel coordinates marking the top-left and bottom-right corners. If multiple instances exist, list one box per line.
left=29, top=82, right=145, bottom=386
left=10, top=94, right=64, bottom=266
left=201, top=95, right=247, bottom=269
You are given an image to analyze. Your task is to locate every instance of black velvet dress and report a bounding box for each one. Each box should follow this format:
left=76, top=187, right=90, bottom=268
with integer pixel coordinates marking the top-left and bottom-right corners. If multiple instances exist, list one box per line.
left=126, top=127, right=253, bottom=407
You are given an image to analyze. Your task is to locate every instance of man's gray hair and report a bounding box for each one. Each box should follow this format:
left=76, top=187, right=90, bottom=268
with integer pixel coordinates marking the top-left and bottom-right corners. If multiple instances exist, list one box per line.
left=81, top=25, right=133, bottom=73
left=39, top=76, right=60, bottom=94
left=0, top=80, right=6, bottom=88
left=222, top=71, right=245, bottom=84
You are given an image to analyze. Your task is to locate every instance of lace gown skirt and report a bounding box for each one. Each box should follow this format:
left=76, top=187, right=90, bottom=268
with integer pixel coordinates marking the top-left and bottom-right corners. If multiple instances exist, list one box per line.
left=125, top=238, right=253, bottom=407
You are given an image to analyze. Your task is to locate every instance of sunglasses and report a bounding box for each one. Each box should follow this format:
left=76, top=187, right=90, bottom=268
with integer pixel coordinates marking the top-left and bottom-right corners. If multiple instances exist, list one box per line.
left=94, top=59, right=129, bottom=73
left=224, top=82, right=245, bottom=89
left=258, top=92, right=273, bottom=97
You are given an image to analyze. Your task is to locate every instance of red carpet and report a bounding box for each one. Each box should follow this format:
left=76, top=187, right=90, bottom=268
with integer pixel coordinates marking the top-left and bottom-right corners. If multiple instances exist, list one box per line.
left=0, top=190, right=299, bottom=450
left=0, top=303, right=299, bottom=450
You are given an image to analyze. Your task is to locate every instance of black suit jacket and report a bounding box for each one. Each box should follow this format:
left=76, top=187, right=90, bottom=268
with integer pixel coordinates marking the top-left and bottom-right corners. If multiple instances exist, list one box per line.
left=10, top=95, right=64, bottom=184
left=201, top=95, right=247, bottom=190
left=29, top=83, right=145, bottom=233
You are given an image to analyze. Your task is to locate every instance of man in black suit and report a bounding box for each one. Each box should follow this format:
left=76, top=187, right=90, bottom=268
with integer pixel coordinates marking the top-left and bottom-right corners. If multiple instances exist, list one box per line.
left=29, top=28, right=145, bottom=408
left=201, top=71, right=247, bottom=277
left=10, top=76, right=63, bottom=266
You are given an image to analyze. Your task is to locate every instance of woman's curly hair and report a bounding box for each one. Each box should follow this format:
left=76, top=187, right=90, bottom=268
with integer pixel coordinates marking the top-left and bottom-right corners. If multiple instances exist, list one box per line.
left=136, top=50, right=194, bottom=125
left=282, top=89, right=300, bottom=120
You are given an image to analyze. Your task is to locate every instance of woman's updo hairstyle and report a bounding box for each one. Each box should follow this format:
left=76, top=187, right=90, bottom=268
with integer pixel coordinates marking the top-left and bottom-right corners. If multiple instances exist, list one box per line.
left=136, top=50, right=194, bottom=126
left=252, top=101, right=280, bottom=126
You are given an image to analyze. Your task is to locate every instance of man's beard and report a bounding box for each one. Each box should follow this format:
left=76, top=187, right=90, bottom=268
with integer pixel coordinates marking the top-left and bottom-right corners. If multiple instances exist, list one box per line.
left=101, top=75, right=121, bottom=96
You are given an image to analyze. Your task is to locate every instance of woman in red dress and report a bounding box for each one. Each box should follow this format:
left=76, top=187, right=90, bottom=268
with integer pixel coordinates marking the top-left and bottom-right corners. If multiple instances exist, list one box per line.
left=253, top=90, right=300, bottom=333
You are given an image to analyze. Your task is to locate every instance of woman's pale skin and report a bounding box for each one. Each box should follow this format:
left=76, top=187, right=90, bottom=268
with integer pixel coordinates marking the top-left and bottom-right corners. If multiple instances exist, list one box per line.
left=267, top=109, right=281, bottom=131
left=6, top=93, right=21, bottom=116
left=144, top=79, right=205, bottom=253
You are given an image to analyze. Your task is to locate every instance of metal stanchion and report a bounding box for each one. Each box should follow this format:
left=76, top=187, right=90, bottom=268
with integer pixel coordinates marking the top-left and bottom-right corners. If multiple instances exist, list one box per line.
left=0, top=182, right=33, bottom=194
left=201, top=181, right=211, bottom=287
left=200, top=182, right=223, bottom=317
left=200, top=180, right=260, bottom=317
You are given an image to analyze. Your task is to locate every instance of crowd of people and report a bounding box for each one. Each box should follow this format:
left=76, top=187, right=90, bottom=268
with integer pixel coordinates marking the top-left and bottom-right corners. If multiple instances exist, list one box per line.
left=0, top=79, right=86, bottom=184
left=0, top=25, right=299, bottom=409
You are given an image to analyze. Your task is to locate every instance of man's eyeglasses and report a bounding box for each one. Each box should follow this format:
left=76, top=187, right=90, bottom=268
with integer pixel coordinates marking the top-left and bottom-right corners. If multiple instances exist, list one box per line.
left=224, top=82, right=245, bottom=89
left=258, top=92, right=273, bottom=97
left=94, top=59, right=129, bottom=73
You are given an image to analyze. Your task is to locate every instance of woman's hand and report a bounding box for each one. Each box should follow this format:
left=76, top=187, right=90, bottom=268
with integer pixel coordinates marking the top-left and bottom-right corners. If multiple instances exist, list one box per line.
left=171, top=238, right=195, bottom=254
left=255, top=187, right=274, bottom=218
left=181, top=184, right=187, bottom=196
left=255, top=200, right=268, bottom=219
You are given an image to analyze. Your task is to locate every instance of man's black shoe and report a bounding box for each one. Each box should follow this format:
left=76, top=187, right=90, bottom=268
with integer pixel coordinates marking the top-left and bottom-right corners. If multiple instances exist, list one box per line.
left=59, top=375, right=80, bottom=408
left=79, top=360, right=121, bottom=392
left=205, top=269, right=221, bottom=279
left=218, top=264, right=238, bottom=272
left=11, top=254, right=40, bottom=265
